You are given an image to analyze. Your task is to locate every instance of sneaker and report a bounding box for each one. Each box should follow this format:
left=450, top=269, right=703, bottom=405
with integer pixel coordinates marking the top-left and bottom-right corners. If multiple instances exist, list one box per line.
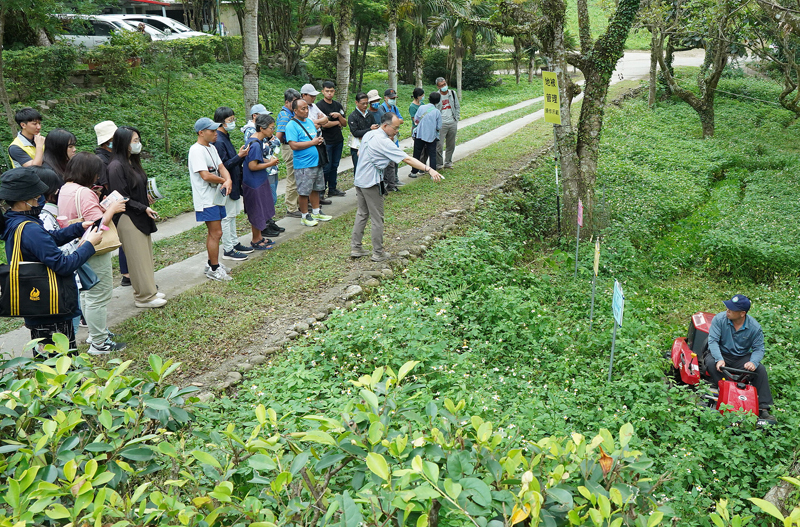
left=86, top=330, right=116, bottom=345
left=135, top=298, right=168, bottom=308
left=261, top=227, right=281, bottom=237
left=204, top=262, right=231, bottom=273
left=351, top=248, right=371, bottom=258
left=386, top=187, right=400, bottom=192
left=222, top=249, right=249, bottom=261
left=371, top=251, right=392, bottom=262
left=121, top=276, right=131, bottom=287
left=443, top=163, right=454, bottom=169
left=269, top=221, right=286, bottom=232
left=286, top=210, right=302, bottom=218
left=328, top=189, right=346, bottom=197
left=156, top=292, right=166, bottom=299
left=301, top=214, right=319, bottom=227
left=311, top=212, right=332, bottom=222
left=319, top=198, right=333, bottom=205
left=205, top=266, right=233, bottom=281
left=234, top=243, right=255, bottom=253
left=409, top=172, right=419, bottom=178
left=88, top=337, right=126, bottom=356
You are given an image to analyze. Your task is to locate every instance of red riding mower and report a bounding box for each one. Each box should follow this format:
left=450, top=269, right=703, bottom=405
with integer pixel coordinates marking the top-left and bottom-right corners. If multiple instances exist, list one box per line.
left=666, top=312, right=776, bottom=426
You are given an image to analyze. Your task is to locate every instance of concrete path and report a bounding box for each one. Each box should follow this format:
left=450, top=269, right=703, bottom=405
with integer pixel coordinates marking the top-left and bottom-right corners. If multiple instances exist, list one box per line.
left=0, top=50, right=704, bottom=358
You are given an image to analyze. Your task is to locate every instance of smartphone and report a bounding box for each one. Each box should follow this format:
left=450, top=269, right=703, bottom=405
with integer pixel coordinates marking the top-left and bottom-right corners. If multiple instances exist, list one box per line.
left=220, top=187, right=227, bottom=197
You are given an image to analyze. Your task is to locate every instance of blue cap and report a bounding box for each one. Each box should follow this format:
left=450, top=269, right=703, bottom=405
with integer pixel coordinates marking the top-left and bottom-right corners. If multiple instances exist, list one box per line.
left=723, top=295, right=751, bottom=312
left=194, top=117, right=220, bottom=133
left=250, top=104, right=271, bottom=116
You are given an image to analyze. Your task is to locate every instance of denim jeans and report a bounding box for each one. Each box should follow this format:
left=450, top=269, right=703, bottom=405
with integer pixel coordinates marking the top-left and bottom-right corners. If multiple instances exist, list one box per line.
left=323, top=141, right=344, bottom=193
left=269, top=173, right=278, bottom=210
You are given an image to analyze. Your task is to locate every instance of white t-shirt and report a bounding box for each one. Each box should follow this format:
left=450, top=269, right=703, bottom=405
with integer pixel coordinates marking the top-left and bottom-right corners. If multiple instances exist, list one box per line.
left=188, top=142, right=223, bottom=212
left=309, top=103, right=325, bottom=124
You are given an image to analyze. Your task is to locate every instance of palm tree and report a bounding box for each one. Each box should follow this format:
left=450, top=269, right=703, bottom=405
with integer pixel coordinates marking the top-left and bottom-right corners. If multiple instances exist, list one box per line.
left=429, top=0, right=496, bottom=99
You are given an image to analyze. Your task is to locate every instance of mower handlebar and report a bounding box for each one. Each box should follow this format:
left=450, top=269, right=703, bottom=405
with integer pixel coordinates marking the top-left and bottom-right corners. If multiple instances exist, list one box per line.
left=720, top=366, right=755, bottom=383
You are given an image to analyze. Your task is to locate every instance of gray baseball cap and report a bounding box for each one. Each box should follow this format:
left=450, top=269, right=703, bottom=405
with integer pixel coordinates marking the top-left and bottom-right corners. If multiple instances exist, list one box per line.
left=194, top=117, right=220, bottom=133
left=250, top=104, right=271, bottom=116
left=300, top=83, right=320, bottom=96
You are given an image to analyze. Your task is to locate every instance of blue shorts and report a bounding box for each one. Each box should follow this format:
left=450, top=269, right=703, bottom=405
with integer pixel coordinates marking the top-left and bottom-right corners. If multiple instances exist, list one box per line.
left=195, top=205, right=227, bottom=222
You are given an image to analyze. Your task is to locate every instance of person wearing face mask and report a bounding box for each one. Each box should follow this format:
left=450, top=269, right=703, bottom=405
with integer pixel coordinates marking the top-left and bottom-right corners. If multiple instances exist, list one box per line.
left=348, top=92, right=380, bottom=173
left=377, top=89, right=404, bottom=192
left=213, top=106, right=258, bottom=262
left=0, top=167, right=104, bottom=358
left=435, top=77, right=460, bottom=169
left=351, top=113, right=443, bottom=262
left=107, top=127, right=165, bottom=309
left=366, top=90, right=382, bottom=125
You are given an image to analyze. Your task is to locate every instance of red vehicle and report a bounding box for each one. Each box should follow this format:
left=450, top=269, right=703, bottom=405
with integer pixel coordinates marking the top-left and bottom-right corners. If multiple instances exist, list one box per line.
left=668, top=312, right=775, bottom=425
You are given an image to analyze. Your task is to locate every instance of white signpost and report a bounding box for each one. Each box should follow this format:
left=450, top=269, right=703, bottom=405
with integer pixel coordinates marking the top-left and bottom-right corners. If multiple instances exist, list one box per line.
left=589, top=237, right=600, bottom=330
left=609, top=279, right=624, bottom=382
left=574, top=199, right=583, bottom=278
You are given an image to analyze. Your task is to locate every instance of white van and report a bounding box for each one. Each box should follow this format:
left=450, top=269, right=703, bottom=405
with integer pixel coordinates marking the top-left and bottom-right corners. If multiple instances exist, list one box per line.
left=55, top=14, right=167, bottom=48
left=112, top=15, right=210, bottom=39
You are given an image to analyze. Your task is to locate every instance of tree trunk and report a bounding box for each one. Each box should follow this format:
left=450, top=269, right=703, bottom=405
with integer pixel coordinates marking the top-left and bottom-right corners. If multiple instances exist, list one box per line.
left=513, top=37, right=521, bottom=84
left=414, top=49, right=424, bottom=88
left=357, top=25, right=371, bottom=93
left=351, top=22, right=361, bottom=83
left=335, top=0, right=353, bottom=112
left=242, top=0, right=259, bottom=112
left=648, top=28, right=659, bottom=107
left=528, top=51, right=535, bottom=83
left=387, top=6, right=398, bottom=92
left=455, top=38, right=463, bottom=100
left=0, top=8, right=17, bottom=135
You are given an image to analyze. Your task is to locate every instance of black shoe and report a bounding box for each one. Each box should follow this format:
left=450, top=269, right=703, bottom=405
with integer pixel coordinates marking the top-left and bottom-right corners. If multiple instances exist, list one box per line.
left=759, top=408, right=776, bottom=421
left=286, top=210, right=302, bottom=218
left=409, top=172, right=419, bottom=178
left=328, top=189, right=346, bottom=197
left=121, top=276, right=131, bottom=287
left=269, top=221, right=286, bottom=232
left=234, top=242, right=255, bottom=254
left=387, top=187, right=400, bottom=192
left=262, top=227, right=281, bottom=237
left=319, top=198, right=332, bottom=205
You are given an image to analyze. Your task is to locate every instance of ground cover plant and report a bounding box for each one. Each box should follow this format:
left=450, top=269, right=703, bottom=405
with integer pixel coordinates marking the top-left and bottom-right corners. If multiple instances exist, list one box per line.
left=195, top=75, right=800, bottom=525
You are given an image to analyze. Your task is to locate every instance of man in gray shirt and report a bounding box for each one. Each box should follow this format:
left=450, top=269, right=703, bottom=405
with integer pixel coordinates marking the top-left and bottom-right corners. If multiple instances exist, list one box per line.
left=435, top=77, right=460, bottom=169
left=351, top=113, right=443, bottom=262
left=705, top=294, right=774, bottom=420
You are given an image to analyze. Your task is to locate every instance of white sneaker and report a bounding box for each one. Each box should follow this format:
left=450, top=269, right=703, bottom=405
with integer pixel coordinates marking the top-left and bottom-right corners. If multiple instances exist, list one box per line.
left=204, top=262, right=231, bottom=273
left=156, top=292, right=166, bottom=299
left=205, top=266, right=232, bottom=281
left=135, top=298, right=168, bottom=308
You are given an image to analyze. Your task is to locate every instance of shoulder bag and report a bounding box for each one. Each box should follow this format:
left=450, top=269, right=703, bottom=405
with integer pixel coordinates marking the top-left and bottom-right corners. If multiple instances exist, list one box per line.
left=291, top=118, right=328, bottom=167
left=0, top=222, right=79, bottom=317
left=68, top=186, right=121, bottom=255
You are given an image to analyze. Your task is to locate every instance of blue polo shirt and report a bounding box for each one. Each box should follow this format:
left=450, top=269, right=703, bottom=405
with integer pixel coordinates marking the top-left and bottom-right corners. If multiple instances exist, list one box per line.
left=708, top=312, right=765, bottom=366
left=285, top=117, right=320, bottom=169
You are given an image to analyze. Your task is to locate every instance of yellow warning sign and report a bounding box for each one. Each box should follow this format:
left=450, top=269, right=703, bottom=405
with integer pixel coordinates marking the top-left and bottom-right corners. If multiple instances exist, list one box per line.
left=542, top=71, right=561, bottom=125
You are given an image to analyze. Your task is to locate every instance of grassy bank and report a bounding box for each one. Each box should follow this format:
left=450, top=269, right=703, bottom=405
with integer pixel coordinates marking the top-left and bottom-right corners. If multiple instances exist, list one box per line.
left=195, top=75, right=800, bottom=524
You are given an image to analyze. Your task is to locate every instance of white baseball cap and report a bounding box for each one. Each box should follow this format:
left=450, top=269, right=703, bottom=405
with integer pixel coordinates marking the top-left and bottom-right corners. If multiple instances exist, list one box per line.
left=300, top=83, right=320, bottom=96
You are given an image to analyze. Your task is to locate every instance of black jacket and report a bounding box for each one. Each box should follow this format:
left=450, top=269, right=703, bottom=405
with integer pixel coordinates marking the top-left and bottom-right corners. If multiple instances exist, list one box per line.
left=348, top=109, right=377, bottom=147
left=107, top=160, right=157, bottom=235
left=214, top=130, right=244, bottom=200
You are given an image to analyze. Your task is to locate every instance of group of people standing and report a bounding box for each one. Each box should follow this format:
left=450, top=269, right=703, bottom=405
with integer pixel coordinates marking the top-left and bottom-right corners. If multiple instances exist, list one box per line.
left=0, top=78, right=459, bottom=356
left=3, top=108, right=164, bottom=356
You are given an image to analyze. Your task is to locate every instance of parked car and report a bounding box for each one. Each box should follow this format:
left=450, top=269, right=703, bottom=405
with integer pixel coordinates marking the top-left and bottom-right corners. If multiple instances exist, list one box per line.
left=54, top=14, right=167, bottom=48
left=111, top=14, right=210, bottom=38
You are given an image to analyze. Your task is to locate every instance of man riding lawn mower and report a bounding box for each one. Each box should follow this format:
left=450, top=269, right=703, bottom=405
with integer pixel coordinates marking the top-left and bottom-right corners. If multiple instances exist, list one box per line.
left=667, top=295, right=777, bottom=426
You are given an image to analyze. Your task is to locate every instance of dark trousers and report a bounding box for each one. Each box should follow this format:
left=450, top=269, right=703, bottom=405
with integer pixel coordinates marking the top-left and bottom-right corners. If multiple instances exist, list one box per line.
left=704, top=353, right=774, bottom=408
left=411, top=138, right=437, bottom=174
left=351, top=148, right=359, bottom=173
left=119, top=246, right=129, bottom=275
left=324, top=141, right=344, bottom=193
left=29, top=319, right=77, bottom=359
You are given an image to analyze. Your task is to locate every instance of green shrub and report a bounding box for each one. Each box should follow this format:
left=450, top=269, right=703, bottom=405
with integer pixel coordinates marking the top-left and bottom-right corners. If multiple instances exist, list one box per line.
left=461, top=56, right=496, bottom=90
left=1, top=44, right=79, bottom=101
left=423, top=48, right=450, bottom=85
left=305, top=45, right=338, bottom=80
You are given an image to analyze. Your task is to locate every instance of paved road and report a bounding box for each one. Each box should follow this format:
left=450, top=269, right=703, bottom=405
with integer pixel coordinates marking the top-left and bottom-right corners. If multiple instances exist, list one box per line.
left=0, top=51, right=705, bottom=358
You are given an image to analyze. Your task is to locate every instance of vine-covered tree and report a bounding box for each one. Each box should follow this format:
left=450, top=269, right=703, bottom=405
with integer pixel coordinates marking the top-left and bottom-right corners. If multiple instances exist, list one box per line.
left=446, top=0, right=641, bottom=234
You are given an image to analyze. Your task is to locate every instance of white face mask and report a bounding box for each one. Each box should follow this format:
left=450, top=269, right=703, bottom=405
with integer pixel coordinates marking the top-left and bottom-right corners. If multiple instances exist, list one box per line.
left=224, top=122, right=236, bottom=131
left=130, top=142, right=142, bottom=155
left=439, top=85, right=448, bottom=93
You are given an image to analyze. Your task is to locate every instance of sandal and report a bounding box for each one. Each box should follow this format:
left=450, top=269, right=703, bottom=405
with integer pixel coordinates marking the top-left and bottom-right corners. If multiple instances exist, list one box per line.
left=251, top=238, right=275, bottom=250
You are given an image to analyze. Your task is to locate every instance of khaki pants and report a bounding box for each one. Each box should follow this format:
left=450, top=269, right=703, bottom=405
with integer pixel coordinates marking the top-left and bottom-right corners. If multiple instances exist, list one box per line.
left=81, top=251, right=113, bottom=344
left=436, top=120, right=458, bottom=167
left=351, top=185, right=384, bottom=254
left=281, top=143, right=298, bottom=213
left=117, top=214, right=158, bottom=303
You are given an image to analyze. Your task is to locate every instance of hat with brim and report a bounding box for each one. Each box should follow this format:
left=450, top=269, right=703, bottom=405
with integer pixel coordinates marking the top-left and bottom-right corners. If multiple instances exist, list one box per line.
left=367, top=89, right=381, bottom=103
left=300, top=83, right=320, bottom=96
left=0, top=167, right=50, bottom=202
left=194, top=117, right=221, bottom=133
left=250, top=104, right=271, bottom=116
left=94, top=120, right=117, bottom=145
left=723, top=295, right=751, bottom=312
